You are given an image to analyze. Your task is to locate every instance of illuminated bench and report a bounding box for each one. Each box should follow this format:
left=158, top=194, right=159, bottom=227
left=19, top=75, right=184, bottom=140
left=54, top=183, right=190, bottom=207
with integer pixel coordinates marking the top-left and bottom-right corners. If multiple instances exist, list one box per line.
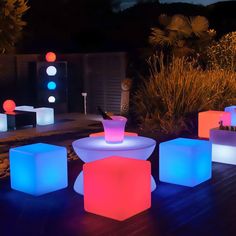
left=10, top=143, right=68, bottom=196
left=225, top=106, right=236, bottom=126
left=210, top=128, right=236, bottom=165
left=84, top=156, right=151, bottom=221
left=159, top=138, right=212, bottom=187
left=0, top=113, right=7, bottom=132
left=15, top=106, right=54, bottom=126
left=198, top=110, right=231, bottom=138
left=15, top=105, right=34, bottom=111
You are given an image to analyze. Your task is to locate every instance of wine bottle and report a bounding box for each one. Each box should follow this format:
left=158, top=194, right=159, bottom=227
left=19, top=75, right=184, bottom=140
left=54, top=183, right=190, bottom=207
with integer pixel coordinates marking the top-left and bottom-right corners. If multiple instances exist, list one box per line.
left=219, top=120, right=224, bottom=130
left=97, top=106, right=113, bottom=120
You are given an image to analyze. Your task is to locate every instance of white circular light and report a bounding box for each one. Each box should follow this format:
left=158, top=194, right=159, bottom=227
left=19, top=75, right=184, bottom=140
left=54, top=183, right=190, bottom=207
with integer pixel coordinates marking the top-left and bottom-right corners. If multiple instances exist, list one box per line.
left=46, top=66, right=57, bottom=76
left=48, top=96, right=56, bottom=103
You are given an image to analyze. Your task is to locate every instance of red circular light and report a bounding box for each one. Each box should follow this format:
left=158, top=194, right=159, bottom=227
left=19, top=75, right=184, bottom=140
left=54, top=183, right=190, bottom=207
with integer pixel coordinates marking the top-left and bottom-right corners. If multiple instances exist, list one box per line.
left=45, top=52, right=56, bottom=62
left=3, top=99, right=16, bottom=113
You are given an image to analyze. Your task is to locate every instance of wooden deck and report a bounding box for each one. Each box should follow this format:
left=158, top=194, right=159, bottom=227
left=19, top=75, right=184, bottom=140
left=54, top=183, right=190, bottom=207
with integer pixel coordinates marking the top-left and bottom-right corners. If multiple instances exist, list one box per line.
left=0, top=115, right=236, bottom=236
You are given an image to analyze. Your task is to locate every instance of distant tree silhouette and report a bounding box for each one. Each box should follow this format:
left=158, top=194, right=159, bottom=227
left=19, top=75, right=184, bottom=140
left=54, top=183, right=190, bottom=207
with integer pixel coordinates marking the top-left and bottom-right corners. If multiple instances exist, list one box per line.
left=149, top=14, right=216, bottom=57
left=0, top=0, right=29, bottom=53
left=112, top=0, right=159, bottom=12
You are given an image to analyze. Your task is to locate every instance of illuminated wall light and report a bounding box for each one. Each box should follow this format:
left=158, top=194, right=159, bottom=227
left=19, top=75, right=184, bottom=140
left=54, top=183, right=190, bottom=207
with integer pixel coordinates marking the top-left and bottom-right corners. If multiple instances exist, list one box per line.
left=159, top=138, right=212, bottom=187
left=46, top=66, right=57, bottom=76
left=0, top=113, right=7, bottom=132
left=47, top=81, right=57, bottom=90
left=48, top=96, right=56, bottom=103
left=84, top=156, right=151, bottom=221
left=45, top=52, right=56, bottom=62
left=10, top=143, right=68, bottom=196
left=3, top=99, right=16, bottom=113
left=198, top=110, right=231, bottom=138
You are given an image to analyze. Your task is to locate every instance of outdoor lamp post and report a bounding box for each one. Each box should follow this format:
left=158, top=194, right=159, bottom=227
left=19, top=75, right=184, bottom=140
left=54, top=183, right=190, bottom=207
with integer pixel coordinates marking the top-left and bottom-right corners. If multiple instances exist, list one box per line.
left=82, top=93, right=87, bottom=115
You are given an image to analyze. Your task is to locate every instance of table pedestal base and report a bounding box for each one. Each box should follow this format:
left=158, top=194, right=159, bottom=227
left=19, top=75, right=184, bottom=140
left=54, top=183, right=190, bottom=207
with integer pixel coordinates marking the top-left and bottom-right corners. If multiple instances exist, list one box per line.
left=74, top=171, right=156, bottom=195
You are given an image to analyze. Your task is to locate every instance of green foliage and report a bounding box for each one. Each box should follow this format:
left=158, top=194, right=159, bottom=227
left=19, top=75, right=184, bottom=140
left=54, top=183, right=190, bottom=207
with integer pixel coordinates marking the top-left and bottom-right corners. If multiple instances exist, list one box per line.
left=133, top=54, right=236, bottom=135
left=149, top=14, right=216, bottom=57
left=0, top=0, right=29, bottom=53
left=206, top=31, right=236, bottom=70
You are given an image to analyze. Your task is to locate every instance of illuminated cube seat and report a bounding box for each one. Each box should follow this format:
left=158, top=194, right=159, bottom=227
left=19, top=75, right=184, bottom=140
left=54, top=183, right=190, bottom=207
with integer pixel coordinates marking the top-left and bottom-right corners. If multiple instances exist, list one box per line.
left=225, top=106, right=236, bottom=126
left=0, top=113, right=7, bottom=132
left=210, top=128, right=236, bottom=165
left=10, top=143, right=68, bottom=196
left=198, top=110, right=231, bottom=138
left=159, top=138, right=212, bottom=187
left=15, top=106, right=54, bottom=126
left=15, top=105, right=34, bottom=112
left=84, top=156, right=151, bottom=221
left=34, top=107, right=54, bottom=125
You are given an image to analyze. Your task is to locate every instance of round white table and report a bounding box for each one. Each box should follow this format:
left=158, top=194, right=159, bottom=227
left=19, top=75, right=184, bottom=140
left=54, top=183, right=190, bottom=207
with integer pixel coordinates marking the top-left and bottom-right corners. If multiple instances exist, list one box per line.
left=72, top=136, right=157, bottom=195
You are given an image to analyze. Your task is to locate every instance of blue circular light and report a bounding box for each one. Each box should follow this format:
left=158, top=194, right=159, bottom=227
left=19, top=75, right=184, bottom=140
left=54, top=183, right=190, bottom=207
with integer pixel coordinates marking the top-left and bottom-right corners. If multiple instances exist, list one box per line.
left=46, top=66, right=57, bottom=76
left=47, top=81, right=57, bottom=90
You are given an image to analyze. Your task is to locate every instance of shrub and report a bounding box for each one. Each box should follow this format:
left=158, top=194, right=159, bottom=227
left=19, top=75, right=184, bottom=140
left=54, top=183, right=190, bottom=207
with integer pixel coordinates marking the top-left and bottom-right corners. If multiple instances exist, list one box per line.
left=206, top=32, right=236, bottom=70
left=149, top=14, right=216, bottom=58
left=0, top=0, right=29, bottom=53
left=133, top=54, right=236, bottom=135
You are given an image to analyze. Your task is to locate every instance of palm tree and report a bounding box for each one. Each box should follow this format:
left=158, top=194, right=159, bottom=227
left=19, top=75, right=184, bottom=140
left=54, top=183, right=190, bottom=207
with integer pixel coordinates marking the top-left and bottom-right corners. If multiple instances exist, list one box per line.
left=149, top=14, right=216, bottom=57
left=0, top=0, right=29, bottom=54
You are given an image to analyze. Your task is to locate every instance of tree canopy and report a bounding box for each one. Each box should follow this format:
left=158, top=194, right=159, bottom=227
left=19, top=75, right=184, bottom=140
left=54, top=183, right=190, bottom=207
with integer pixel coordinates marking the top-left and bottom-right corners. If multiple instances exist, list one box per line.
left=0, top=0, right=29, bottom=53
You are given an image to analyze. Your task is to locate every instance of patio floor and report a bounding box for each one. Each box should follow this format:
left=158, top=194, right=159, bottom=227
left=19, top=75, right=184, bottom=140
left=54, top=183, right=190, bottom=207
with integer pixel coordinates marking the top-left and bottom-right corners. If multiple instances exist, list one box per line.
left=0, top=113, right=236, bottom=236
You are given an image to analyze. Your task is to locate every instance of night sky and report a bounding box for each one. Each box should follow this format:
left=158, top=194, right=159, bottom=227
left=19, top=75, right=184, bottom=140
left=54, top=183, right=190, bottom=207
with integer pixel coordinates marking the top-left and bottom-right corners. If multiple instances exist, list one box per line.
left=117, top=0, right=233, bottom=10
left=159, top=0, right=233, bottom=5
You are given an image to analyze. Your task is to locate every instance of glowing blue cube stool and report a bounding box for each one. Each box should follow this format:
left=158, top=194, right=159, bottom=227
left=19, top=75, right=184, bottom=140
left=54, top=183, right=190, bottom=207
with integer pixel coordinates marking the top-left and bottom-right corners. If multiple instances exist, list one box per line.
left=225, top=106, right=236, bottom=126
left=10, top=143, right=68, bottom=196
left=34, top=107, right=54, bottom=125
left=0, top=113, right=7, bottom=132
left=159, top=138, right=212, bottom=187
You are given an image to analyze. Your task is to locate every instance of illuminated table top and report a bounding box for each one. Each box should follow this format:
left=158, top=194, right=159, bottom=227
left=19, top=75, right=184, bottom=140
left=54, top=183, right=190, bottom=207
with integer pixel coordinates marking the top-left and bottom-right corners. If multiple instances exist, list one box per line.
left=72, top=136, right=156, bottom=163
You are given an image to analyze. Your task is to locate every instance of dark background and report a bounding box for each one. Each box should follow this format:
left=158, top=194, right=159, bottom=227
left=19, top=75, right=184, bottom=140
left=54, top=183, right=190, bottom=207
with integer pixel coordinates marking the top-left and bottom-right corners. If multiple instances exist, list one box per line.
left=1, top=1, right=236, bottom=114
left=17, top=0, right=236, bottom=53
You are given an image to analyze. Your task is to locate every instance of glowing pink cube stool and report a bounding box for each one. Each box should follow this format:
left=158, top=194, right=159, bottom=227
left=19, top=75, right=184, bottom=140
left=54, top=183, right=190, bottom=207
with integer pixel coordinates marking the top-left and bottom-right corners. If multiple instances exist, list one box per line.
left=84, top=156, right=151, bottom=221
left=102, top=116, right=127, bottom=143
left=198, top=110, right=231, bottom=138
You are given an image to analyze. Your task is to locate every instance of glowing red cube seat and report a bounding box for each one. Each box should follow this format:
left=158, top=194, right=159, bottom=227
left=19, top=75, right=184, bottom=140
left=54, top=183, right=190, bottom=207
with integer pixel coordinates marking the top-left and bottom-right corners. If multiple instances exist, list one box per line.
left=83, top=156, right=151, bottom=221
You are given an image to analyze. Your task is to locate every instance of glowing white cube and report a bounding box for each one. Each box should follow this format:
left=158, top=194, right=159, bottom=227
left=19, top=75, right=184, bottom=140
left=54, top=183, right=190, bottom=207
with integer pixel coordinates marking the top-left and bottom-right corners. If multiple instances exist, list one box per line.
left=0, top=113, right=7, bottom=132
left=159, top=138, right=212, bottom=187
left=15, top=105, right=34, bottom=112
left=34, top=107, right=54, bottom=125
left=210, top=128, right=236, bottom=165
left=10, top=143, right=68, bottom=196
